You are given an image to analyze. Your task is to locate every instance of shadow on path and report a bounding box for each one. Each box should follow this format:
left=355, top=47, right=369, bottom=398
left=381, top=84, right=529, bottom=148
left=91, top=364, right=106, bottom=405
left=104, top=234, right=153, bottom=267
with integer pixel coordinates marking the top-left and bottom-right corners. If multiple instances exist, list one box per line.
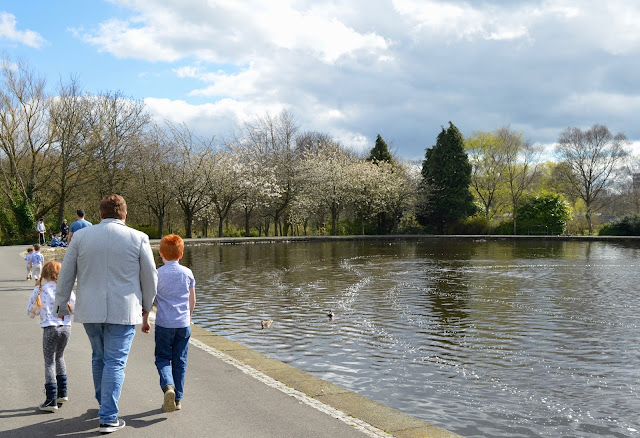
left=0, top=407, right=166, bottom=437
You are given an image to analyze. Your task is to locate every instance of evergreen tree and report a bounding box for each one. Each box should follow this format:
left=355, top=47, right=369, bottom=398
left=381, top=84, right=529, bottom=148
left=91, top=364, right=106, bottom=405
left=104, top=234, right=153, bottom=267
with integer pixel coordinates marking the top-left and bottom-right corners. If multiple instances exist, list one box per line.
left=367, top=135, right=395, bottom=233
left=367, top=134, right=394, bottom=164
left=417, top=122, right=476, bottom=233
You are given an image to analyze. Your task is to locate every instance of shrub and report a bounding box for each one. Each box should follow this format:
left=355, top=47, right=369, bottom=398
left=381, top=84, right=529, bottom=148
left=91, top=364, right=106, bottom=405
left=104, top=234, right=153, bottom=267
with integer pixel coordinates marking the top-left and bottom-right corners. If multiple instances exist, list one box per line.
left=222, top=224, right=246, bottom=237
left=516, top=192, right=571, bottom=235
left=397, top=216, right=424, bottom=234
left=492, top=220, right=515, bottom=235
left=131, top=225, right=159, bottom=239
left=598, top=216, right=640, bottom=236
left=448, top=215, right=491, bottom=235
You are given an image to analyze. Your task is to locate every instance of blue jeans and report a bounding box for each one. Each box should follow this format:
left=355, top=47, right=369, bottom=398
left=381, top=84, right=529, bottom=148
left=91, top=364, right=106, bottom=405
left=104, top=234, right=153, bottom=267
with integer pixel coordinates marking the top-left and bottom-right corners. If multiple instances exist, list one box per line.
left=155, top=325, right=190, bottom=401
left=84, top=323, right=135, bottom=424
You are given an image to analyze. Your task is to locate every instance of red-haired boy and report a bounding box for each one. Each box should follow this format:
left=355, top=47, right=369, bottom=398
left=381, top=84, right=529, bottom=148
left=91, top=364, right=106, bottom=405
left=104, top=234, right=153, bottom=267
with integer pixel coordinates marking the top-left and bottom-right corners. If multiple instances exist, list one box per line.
left=142, top=234, right=196, bottom=413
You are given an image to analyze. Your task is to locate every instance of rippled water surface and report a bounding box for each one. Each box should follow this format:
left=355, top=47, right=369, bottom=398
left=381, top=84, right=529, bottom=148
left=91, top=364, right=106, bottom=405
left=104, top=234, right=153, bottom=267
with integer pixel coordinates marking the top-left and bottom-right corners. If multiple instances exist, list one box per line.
left=178, top=239, right=640, bottom=437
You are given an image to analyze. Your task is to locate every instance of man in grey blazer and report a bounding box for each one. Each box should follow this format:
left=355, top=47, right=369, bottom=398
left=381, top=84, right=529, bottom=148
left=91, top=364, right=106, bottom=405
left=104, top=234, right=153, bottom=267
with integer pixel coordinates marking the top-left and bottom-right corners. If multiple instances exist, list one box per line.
left=55, top=194, right=157, bottom=434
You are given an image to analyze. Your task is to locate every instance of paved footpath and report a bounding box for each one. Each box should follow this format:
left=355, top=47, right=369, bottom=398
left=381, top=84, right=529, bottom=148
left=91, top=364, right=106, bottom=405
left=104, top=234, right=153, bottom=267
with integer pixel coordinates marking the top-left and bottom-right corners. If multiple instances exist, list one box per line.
left=0, top=244, right=460, bottom=438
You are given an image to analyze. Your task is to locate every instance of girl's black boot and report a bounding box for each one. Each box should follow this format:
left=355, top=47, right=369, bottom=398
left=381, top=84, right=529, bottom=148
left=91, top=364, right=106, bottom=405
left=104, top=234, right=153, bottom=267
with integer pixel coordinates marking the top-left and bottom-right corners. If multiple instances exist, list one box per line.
left=39, top=383, right=58, bottom=412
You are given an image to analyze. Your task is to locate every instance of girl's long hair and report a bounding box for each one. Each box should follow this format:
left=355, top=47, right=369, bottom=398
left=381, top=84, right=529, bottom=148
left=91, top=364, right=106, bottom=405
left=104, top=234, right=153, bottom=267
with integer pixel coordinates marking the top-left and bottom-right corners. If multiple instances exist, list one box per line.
left=39, top=260, right=61, bottom=286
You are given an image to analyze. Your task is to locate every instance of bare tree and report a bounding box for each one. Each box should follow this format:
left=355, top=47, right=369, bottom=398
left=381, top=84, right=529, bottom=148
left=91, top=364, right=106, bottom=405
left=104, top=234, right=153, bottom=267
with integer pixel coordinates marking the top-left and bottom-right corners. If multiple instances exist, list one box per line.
left=0, top=56, right=55, bottom=224
left=166, top=122, right=215, bottom=238
left=617, top=156, right=640, bottom=216
left=130, top=124, right=175, bottom=237
left=555, top=124, right=629, bottom=235
left=497, top=127, right=540, bottom=234
left=294, top=130, right=335, bottom=155
left=85, top=90, right=150, bottom=196
left=48, top=75, right=93, bottom=225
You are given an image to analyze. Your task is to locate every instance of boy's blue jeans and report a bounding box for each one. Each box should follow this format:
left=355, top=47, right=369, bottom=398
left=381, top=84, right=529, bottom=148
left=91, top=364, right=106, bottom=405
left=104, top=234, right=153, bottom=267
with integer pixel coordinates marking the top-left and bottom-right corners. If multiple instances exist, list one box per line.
left=155, top=325, right=190, bottom=400
left=83, top=323, right=135, bottom=424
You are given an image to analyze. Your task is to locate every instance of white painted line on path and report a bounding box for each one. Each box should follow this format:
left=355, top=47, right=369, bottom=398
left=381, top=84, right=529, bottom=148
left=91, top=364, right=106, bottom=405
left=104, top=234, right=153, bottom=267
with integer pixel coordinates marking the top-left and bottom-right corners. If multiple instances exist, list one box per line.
left=189, top=338, right=392, bottom=438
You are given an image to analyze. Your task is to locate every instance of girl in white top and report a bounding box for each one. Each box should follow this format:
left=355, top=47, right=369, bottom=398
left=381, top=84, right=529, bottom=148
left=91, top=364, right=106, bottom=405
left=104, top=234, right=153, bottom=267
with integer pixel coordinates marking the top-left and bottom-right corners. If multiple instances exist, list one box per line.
left=26, top=261, right=75, bottom=412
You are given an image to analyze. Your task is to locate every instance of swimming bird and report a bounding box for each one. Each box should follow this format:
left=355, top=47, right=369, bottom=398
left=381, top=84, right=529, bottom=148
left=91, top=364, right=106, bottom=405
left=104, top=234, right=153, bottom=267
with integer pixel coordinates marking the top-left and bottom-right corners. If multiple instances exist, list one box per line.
left=261, top=320, right=273, bottom=329
left=327, top=310, right=334, bottom=319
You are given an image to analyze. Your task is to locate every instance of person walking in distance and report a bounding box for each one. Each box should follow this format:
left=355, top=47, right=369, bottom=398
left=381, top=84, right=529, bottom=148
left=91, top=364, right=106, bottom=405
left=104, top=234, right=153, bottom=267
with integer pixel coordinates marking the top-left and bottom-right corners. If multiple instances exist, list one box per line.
left=67, top=209, right=92, bottom=245
left=31, top=244, right=44, bottom=285
left=55, top=194, right=157, bottom=434
left=25, top=246, right=35, bottom=280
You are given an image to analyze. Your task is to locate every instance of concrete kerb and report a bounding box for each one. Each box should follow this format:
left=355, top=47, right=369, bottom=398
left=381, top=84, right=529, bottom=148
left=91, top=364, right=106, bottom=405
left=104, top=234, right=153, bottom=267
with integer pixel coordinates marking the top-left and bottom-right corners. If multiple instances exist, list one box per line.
left=187, top=324, right=461, bottom=438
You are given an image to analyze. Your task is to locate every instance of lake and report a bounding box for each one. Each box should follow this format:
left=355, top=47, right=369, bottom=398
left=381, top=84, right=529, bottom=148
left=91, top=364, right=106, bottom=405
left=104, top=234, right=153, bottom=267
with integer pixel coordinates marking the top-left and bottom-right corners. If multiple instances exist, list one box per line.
left=177, top=238, right=640, bottom=438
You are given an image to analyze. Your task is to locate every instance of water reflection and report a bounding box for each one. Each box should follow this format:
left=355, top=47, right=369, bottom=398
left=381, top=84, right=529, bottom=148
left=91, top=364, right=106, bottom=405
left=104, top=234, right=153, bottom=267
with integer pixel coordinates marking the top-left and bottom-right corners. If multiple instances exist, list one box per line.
left=174, top=239, right=640, bottom=438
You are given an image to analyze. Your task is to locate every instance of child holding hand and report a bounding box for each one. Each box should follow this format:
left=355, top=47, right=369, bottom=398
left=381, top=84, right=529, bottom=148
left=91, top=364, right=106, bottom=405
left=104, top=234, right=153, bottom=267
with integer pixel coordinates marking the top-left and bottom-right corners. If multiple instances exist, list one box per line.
left=142, top=234, right=195, bottom=413
left=26, top=261, right=75, bottom=412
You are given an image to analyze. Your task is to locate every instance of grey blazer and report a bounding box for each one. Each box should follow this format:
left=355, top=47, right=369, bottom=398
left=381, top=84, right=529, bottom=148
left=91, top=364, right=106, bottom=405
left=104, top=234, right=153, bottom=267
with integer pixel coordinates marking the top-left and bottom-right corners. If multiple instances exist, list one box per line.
left=55, top=218, right=158, bottom=325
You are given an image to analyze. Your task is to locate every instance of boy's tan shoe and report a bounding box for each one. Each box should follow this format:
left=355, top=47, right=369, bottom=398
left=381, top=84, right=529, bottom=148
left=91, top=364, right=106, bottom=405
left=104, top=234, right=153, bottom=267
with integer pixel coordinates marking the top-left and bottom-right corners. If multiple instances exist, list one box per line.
left=175, top=400, right=181, bottom=410
left=162, top=385, right=176, bottom=412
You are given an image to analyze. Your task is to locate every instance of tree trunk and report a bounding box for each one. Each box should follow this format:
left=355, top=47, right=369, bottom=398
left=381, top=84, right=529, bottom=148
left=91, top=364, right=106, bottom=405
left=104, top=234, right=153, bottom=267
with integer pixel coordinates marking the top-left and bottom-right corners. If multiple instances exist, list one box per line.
left=185, top=212, right=194, bottom=238
left=264, top=218, right=270, bottom=236
left=157, top=214, right=164, bottom=238
left=244, top=206, right=252, bottom=237
left=330, top=202, right=339, bottom=235
left=57, top=203, right=65, bottom=233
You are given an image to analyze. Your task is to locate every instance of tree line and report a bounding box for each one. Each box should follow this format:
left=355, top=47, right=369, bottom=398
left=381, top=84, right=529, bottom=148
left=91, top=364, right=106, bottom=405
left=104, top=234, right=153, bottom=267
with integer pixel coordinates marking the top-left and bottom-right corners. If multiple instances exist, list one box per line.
left=0, top=56, right=636, bottom=243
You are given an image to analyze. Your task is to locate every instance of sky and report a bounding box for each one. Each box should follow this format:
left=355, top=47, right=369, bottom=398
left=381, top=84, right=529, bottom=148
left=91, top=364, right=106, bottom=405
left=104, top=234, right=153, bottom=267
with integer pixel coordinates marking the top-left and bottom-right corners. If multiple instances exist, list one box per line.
left=2, top=0, right=640, bottom=160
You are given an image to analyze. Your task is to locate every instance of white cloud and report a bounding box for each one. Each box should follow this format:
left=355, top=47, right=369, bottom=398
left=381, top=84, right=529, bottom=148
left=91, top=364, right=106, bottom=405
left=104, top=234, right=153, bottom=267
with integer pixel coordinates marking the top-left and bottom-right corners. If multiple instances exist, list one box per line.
left=80, top=0, right=389, bottom=64
left=558, top=92, right=640, bottom=116
left=332, top=130, right=371, bottom=153
left=81, top=18, right=182, bottom=62
left=144, top=97, right=286, bottom=138
left=67, top=0, right=640, bottom=158
left=545, top=0, right=640, bottom=55
left=143, top=95, right=373, bottom=153
left=391, top=0, right=533, bottom=41
left=176, top=63, right=261, bottom=99
left=391, top=0, right=640, bottom=54
left=0, top=12, right=46, bottom=48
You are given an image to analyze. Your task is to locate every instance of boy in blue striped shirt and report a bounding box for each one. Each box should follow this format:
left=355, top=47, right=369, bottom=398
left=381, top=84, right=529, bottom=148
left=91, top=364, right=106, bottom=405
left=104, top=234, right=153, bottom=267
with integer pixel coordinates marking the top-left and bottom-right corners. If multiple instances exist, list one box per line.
left=142, top=234, right=196, bottom=413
